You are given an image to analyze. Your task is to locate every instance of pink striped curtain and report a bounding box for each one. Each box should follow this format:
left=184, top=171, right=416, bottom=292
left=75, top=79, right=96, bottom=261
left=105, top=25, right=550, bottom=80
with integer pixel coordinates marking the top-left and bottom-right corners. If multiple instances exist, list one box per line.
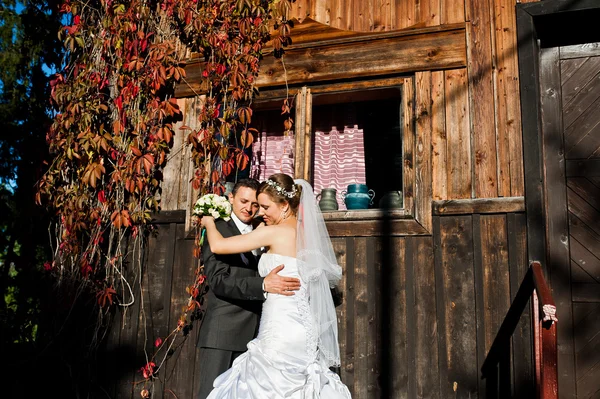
left=250, top=131, right=295, bottom=181
left=313, top=125, right=366, bottom=210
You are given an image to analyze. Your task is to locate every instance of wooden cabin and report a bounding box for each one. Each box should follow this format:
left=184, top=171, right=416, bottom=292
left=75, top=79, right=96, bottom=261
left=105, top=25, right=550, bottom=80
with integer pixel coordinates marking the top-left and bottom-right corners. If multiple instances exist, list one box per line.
left=102, top=0, right=600, bottom=398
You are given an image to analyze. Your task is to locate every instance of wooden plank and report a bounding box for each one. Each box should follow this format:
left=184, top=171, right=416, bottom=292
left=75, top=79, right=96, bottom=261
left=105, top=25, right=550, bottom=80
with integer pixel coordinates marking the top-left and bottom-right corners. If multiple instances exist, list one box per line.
left=560, top=57, right=588, bottom=83
left=566, top=159, right=600, bottom=177
left=570, top=213, right=600, bottom=261
left=161, top=98, right=186, bottom=210
left=325, top=218, right=430, bottom=237
left=432, top=196, right=525, bottom=215
left=151, top=210, right=186, bottom=224
left=572, top=283, right=600, bottom=302
left=176, top=28, right=468, bottom=97
left=437, top=215, right=478, bottom=398
left=114, top=243, right=143, bottom=399
left=290, top=0, right=311, bottom=22
left=539, top=46, right=577, bottom=398
left=472, top=214, right=487, bottom=398
left=560, top=42, right=600, bottom=59
left=397, top=0, right=416, bottom=29
left=442, top=0, right=465, bottom=24
left=366, top=238, right=380, bottom=397
left=562, top=68, right=600, bottom=131
left=478, top=215, right=511, bottom=396
left=431, top=71, right=447, bottom=201
left=322, top=208, right=408, bottom=221
left=353, top=0, right=365, bottom=32
left=444, top=68, right=472, bottom=199
left=353, top=237, right=369, bottom=399
left=294, top=87, right=306, bottom=179
left=432, top=216, right=448, bottom=398
left=418, top=0, right=441, bottom=27
left=560, top=56, right=600, bottom=108
left=164, top=224, right=197, bottom=398
left=390, top=236, right=408, bottom=398
left=466, top=0, right=498, bottom=198
left=493, top=0, right=525, bottom=197
left=568, top=185, right=600, bottom=236
left=413, top=236, right=440, bottom=398
left=516, top=4, right=546, bottom=266
left=332, top=237, right=348, bottom=383
left=344, top=237, right=356, bottom=394
left=302, top=88, right=312, bottom=181
left=405, top=237, right=417, bottom=399
left=402, top=77, right=416, bottom=217
left=507, top=212, right=534, bottom=398
left=564, top=95, right=600, bottom=158
left=415, top=71, right=433, bottom=233
left=570, top=237, right=600, bottom=283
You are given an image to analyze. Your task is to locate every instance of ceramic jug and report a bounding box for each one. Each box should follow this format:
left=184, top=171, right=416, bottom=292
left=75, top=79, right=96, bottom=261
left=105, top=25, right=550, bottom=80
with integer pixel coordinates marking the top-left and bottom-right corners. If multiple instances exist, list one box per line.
left=379, top=190, right=403, bottom=209
left=341, top=184, right=375, bottom=210
left=316, top=188, right=339, bottom=211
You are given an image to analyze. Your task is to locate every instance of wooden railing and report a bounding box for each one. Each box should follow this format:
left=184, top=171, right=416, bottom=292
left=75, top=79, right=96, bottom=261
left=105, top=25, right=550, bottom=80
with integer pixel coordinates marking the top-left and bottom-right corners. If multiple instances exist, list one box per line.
left=481, top=261, right=558, bottom=399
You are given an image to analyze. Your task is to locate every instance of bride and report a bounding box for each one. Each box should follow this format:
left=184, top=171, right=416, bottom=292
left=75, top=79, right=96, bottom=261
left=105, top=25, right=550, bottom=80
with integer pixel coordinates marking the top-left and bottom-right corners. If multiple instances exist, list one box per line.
left=199, top=173, right=352, bottom=398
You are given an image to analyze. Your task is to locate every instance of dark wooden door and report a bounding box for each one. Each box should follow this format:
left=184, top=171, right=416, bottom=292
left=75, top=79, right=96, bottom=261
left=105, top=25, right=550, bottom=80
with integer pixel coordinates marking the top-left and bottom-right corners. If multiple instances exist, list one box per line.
left=540, top=42, right=600, bottom=399
left=561, top=45, right=600, bottom=399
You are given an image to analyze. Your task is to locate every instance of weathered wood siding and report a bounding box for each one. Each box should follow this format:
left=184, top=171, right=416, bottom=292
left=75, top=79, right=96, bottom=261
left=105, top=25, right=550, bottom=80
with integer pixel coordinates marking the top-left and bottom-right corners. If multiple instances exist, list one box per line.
left=101, top=211, right=532, bottom=399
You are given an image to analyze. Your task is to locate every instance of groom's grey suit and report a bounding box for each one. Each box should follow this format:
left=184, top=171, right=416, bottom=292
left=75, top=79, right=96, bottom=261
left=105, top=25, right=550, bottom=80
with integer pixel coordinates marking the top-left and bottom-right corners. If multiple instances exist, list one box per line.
left=197, top=218, right=265, bottom=399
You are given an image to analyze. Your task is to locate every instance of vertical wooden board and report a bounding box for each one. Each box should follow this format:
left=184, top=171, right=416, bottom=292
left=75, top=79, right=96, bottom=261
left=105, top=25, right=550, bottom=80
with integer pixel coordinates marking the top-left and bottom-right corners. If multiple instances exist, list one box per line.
left=164, top=225, right=198, bottom=399
left=480, top=215, right=510, bottom=354
left=140, top=223, right=177, bottom=399
left=353, top=0, right=367, bottom=32
left=366, top=238, right=381, bottom=397
left=390, top=237, right=408, bottom=399
left=413, top=236, right=440, bottom=398
left=418, top=0, right=441, bottom=27
left=466, top=1, right=499, bottom=198
left=540, top=47, right=577, bottom=398
left=507, top=212, right=534, bottom=398
left=396, top=0, right=416, bottom=29
left=176, top=97, right=197, bottom=209
left=344, top=237, right=356, bottom=394
left=332, top=237, right=348, bottom=380
left=99, top=307, right=122, bottom=398
left=415, top=71, right=433, bottom=232
left=405, top=237, right=417, bottom=399
left=161, top=99, right=186, bottom=210
left=444, top=69, right=472, bottom=199
left=431, top=71, right=448, bottom=200
left=441, top=0, right=465, bottom=24
left=493, top=0, right=524, bottom=197
left=290, top=0, right=311, bottom=22
left=329, top=0, right=346, bottom=30
left=115, top=242, right=143, bottom=399
left=403, top=77, right=416, bottom=215
left=376, top=0, right=392, bottom=31
left=294, top=88, right=306, bottom=179
left=353, top=237, right=369, bottom=399
left=438, top=215, right=478, bottom=398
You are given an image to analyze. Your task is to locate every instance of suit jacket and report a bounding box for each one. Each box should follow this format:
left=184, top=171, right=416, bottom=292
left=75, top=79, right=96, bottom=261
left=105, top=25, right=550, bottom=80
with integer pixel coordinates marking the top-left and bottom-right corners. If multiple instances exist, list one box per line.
left=198, top=218, right=264, bottom=352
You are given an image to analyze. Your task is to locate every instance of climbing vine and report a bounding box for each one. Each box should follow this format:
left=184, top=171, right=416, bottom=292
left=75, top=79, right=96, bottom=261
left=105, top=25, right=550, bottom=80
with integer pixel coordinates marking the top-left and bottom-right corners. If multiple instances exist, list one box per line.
left=36, top=0, right=295, bottom=392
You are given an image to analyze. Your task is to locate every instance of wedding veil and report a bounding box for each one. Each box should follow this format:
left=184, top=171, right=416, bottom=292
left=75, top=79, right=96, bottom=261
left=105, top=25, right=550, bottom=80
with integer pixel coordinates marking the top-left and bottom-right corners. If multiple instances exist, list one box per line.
left=294, top=179, right=342, bottom=367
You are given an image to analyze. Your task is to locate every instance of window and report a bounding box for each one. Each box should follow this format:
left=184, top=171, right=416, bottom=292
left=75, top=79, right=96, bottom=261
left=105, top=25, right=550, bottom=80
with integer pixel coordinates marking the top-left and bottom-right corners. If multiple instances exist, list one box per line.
left=248, top=77, right=412, bottom=211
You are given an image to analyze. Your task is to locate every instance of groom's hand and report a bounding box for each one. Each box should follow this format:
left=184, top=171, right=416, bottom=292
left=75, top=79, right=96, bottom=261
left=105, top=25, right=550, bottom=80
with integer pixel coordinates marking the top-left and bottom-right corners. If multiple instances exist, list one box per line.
left=263, top=265, right=301, bottom=296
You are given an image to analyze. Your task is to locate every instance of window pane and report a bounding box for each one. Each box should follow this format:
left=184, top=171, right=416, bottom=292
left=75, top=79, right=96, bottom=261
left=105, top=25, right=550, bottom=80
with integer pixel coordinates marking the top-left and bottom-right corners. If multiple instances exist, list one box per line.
left=311, top=87, right=403, bottom=210
left=247, top=108, right=295, bottom=182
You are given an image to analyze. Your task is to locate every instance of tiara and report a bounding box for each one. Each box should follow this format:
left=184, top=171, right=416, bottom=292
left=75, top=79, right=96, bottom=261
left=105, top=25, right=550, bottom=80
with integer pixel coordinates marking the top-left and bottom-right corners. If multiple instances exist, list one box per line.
left=266, top=179, right=297, bottom=199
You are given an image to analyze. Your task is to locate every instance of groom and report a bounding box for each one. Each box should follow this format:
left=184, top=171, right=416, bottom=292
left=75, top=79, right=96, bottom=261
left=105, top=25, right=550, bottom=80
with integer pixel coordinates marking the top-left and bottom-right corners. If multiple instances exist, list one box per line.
left=196, top=178, right=301, bottom=399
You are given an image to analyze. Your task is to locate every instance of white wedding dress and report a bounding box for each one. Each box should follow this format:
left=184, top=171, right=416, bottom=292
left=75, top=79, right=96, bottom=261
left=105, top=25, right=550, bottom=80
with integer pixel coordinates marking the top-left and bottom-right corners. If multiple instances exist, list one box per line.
left=207, top=253, right=352, bottom=398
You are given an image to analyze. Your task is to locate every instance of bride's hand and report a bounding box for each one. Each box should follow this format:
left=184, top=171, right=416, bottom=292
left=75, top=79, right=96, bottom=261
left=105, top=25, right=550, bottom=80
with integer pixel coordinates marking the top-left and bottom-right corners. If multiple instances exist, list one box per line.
left=199, top=215, right=215, bottom=229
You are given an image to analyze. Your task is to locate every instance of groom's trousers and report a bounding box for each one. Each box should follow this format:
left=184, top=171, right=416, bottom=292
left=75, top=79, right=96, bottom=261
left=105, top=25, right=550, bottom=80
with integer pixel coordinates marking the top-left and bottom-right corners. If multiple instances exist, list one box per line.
left=197, top=347, right=243, bottom=399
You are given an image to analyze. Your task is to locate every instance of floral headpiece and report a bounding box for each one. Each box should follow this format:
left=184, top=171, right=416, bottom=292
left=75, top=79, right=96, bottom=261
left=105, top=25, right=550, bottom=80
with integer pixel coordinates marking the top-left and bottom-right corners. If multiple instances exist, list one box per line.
left=266, top=179, right=297, bottom=199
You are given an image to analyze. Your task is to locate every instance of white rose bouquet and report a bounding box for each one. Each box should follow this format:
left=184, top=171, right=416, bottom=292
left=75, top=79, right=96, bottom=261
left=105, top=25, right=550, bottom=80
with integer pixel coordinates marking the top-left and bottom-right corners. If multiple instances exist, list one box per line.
left=193, top=194, right=232, bottom=244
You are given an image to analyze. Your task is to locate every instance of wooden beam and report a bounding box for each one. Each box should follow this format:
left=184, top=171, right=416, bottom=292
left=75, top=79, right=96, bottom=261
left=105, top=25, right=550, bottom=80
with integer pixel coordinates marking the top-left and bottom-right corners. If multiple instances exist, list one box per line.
left=151, top=210, right=186, bottom=224
left=432, top=196, right=525, bottom=215
left=325, top=218, right=430, bottom=237
left=175, top=26, right=467, bottom=98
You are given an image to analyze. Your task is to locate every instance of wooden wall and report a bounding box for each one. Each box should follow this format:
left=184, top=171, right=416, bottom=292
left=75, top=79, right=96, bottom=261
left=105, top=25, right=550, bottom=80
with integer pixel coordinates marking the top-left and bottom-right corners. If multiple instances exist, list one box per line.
left=100, top=210, right=533, bottom=399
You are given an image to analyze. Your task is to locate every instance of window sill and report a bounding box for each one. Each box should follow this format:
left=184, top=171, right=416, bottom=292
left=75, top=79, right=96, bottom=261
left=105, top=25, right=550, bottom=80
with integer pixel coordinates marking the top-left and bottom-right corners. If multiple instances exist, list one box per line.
left=321, top=208, right=408, bottom=221
left=322, top=208, right=429, bottom=237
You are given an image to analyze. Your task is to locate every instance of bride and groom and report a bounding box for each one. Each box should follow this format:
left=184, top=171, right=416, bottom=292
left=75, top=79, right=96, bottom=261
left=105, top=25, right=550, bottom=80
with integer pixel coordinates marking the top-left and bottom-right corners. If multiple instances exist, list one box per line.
left=197, top=173, right=351, bottom=398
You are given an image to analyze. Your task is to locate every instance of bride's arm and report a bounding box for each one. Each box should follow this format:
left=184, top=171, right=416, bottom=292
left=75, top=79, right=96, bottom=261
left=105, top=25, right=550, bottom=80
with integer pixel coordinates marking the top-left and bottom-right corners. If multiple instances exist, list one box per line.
left=201, top=216, right=273, bottom=254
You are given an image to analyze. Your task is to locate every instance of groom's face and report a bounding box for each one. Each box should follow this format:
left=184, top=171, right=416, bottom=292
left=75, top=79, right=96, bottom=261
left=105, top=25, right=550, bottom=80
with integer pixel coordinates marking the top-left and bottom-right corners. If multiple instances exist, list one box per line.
left=229, top=186, right=259, bottom=224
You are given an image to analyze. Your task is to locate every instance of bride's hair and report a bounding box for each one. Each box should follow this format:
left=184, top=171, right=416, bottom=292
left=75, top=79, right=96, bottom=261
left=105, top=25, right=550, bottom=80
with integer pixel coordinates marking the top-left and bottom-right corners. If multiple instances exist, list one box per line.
left=258, top=173, right=302, bottom=214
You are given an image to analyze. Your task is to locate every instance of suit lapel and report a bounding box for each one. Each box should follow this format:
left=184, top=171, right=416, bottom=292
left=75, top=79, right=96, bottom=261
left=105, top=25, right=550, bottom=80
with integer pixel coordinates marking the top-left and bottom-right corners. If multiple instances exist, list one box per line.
left=226, top=218, right=257, bottom=264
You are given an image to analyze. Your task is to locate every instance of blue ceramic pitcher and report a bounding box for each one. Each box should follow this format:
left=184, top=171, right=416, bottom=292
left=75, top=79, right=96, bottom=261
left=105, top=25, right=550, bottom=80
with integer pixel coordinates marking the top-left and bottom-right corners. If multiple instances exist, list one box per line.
left=341, top=184, right=375, bottom=209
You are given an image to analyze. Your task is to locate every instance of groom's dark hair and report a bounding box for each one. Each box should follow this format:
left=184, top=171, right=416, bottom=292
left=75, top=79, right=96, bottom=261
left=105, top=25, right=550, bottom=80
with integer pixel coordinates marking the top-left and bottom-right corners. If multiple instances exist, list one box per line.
left=231, top=178, right=260, bottom=196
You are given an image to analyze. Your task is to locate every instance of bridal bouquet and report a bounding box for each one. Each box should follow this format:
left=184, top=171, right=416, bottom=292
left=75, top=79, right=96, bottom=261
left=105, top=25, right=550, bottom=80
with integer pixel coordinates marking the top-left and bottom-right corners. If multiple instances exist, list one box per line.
left=193, top=194, right=232, bottom=245
left=193, top=193, right=232, bottom=221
